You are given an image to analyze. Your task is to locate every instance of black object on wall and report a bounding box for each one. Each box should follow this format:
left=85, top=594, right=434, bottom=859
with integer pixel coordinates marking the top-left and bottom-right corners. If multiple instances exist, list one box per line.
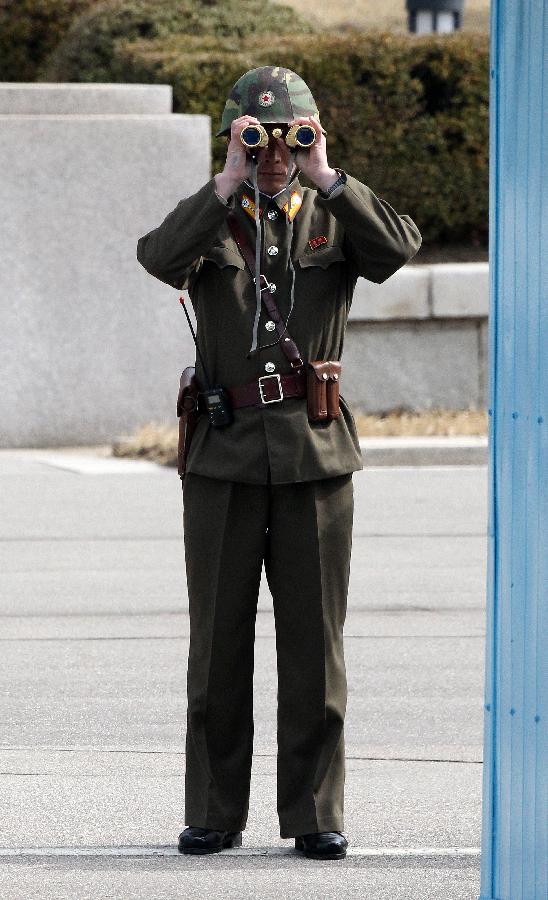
left=406, top=0, right=465, bottom=33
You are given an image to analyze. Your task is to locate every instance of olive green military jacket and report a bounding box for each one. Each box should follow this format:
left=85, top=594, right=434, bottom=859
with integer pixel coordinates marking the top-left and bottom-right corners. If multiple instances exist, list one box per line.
left=136, top=171, right=421, bottom=484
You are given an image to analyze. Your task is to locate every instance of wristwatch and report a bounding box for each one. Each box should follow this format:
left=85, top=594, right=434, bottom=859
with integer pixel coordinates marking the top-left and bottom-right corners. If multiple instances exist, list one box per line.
left=318, top=169, right=347, bottom=199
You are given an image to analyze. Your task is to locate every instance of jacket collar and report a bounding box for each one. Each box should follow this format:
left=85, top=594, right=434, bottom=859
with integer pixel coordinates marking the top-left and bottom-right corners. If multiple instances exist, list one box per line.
left=237, top=175, right=303, bottom=222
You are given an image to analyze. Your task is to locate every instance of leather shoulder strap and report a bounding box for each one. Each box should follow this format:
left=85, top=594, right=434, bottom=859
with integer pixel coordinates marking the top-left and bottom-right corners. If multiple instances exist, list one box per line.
left=226, top=211, right=256, bottom=273
left=226, top=211, right=304, bottom=369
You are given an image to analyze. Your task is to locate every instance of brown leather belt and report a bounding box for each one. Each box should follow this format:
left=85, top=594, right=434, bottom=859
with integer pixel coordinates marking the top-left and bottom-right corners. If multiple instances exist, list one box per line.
left=199, top=370, right=307, bottom=411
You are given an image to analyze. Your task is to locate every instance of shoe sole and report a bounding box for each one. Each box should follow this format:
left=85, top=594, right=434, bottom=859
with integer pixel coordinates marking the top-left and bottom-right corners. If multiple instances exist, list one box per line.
left=298, top=848, right=347, bottom=859
left=178, top=832, right=242, bottom=855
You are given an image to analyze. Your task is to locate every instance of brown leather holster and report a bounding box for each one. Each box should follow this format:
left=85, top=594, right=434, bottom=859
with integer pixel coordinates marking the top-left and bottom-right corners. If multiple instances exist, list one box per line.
left=306, top=360, right=341, bottom=422
left=177, top=366, right=201, bottom=483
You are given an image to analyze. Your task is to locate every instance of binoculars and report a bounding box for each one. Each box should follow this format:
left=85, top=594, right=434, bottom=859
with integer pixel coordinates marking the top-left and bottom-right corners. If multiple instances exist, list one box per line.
left=240, top=123, right=316, bottom=150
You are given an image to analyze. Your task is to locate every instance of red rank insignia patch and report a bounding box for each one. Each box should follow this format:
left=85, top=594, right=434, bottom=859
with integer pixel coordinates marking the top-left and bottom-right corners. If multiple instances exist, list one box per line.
left=308, top=235, right=328, bottom=251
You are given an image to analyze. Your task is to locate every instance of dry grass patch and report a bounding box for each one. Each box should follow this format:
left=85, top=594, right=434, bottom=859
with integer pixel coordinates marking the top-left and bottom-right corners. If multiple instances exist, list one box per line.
left=112, top=422, right=179, bottom=466
left=112, top=408, right=487, bottom=466
left=354, top=408, right=487, bottom=437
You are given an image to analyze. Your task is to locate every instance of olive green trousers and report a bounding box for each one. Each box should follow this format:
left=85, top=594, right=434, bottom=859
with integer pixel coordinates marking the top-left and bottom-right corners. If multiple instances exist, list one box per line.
left=182, top=469, right=354, bottom=838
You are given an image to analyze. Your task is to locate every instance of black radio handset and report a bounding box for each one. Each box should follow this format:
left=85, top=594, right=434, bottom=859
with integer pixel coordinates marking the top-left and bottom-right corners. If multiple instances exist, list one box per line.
left=178, top=295, right=233, bottom=428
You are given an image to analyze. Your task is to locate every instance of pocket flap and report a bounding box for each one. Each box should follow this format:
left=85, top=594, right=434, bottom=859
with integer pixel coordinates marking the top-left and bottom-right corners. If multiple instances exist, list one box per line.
left=307, top=360, right=342, bottom=382
left=203, top=245, right=245, bottom=270
left=297, top=245, right=345, bottom=269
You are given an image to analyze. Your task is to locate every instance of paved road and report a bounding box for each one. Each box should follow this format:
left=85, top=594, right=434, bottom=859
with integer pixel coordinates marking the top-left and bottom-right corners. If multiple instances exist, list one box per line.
left=0, top=450, right=488, bottom=899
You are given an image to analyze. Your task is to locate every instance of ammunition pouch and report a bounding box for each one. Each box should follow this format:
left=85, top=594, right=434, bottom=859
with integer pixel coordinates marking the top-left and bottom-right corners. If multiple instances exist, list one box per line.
left=306, top=360, right=341, bottom=422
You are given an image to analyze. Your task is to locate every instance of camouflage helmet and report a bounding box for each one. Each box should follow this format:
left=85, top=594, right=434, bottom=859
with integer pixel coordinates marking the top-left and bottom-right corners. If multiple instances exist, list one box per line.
left=216, top=66, right=320, bottom=137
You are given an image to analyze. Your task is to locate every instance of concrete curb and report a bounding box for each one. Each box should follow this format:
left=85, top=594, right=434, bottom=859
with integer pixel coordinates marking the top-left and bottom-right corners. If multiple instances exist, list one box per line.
left=360, top=436, right=488, bottom=467
left=1, top=438, right=489, bottom=470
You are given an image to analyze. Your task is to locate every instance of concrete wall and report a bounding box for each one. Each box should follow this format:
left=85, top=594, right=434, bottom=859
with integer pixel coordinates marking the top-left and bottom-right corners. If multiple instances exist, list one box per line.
left=0, top=83, right=207, bottom=448
left=0, top=83, right=488, bottom=446
left=344, top=263, right=489, bottom=413
left=0, top=83, right=172, bottom=114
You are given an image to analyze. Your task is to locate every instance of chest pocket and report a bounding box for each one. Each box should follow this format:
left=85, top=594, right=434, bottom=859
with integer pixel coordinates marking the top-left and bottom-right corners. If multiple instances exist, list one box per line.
left=188, top=245, right=245, bottom=297
left=202, top=245, right=245, bottom=270
left=296, top=244, right=345, bottom=269
left=293, top=243, right=348, bottom=312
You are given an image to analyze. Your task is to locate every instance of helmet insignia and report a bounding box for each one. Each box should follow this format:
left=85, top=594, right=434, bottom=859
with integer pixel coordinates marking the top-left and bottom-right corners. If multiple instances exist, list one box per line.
left=258, top=90, right=275, bottom=107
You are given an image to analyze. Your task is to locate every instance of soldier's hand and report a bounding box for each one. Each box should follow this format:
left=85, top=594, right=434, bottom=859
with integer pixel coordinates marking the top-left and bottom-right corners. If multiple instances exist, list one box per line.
left=291, top=116, right=339, bottom=195
left=214, top=115, right=260, bottom=200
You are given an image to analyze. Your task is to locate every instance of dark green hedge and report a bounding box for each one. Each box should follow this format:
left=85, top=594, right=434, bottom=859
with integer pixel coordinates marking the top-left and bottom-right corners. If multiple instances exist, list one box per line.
left=42, top=12, right=488, bottom=246
left=112, top=31, right=490, bottom=245
left=0, top=0, right=96, bottom=81
left=41, top=0, right=313, bottom=82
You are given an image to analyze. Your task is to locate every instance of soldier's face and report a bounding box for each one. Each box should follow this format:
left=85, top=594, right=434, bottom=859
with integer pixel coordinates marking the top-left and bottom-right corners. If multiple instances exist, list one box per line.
left=255, top=131, right=294, bottom=195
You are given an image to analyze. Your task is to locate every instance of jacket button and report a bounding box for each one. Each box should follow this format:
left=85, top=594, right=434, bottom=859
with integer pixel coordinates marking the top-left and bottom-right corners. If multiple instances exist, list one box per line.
left=265, top=320, right=276, bottom=331
left=269, top=282, right=277, bottom=293
left=265, top=362, right=276, bottom=373
left=267, top=209, right=278, bottom=220
left=267, top=245, right=278, bottom=256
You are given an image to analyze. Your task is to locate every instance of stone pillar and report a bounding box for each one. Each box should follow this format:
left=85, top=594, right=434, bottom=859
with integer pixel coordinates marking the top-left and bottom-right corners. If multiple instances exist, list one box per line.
left=0, top=83, right=209, bottom=446
left=479, top=2, right=548, bottom=898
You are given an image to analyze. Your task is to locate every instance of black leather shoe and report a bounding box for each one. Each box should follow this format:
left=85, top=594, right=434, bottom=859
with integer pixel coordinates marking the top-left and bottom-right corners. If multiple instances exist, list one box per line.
left=295, top=831, right=348, bottom=859
left=178, top=826, right=243, bottom=855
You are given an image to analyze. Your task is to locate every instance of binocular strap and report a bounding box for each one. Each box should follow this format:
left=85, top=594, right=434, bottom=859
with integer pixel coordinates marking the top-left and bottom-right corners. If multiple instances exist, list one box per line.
left=246, top=156, right=263, bottom=358
left=228, top=214, right=302, bottom=368
left=246, top=151, right=298, bottom=359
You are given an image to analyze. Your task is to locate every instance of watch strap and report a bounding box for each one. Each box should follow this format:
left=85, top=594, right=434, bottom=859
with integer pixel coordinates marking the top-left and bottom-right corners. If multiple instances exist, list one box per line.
left=318, top=169, right=346, bottom=199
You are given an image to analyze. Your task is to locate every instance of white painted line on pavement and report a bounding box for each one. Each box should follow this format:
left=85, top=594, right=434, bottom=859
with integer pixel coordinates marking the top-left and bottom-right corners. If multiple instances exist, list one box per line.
left=34, top=453, right=165, bottom=474
left=363, top=464, right=487, bottom=472
left=360, top=436, right=487, bottom=449
left=0, top=845, right=481, bottom=859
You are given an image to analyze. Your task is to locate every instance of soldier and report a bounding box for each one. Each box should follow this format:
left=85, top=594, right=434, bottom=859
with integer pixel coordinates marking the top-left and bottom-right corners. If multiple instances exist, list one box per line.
left=136, top=66, right=421, bottom=860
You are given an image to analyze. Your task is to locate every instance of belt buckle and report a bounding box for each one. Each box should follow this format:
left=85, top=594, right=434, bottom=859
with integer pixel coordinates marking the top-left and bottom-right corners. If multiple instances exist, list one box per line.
left=258, top=373, right=284, bottom=404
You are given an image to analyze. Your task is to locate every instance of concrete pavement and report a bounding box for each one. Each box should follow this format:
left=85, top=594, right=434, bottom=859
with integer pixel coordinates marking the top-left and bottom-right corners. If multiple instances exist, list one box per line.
left=0, top=449, right=487, bottom=899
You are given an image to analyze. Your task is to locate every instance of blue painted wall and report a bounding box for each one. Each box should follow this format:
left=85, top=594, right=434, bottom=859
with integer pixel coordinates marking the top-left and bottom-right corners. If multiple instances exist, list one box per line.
left=480, top=1, right=547, bottom=899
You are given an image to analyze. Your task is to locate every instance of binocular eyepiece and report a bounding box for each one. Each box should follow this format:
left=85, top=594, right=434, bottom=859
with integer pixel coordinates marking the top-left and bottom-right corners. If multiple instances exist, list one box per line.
left=240, top=123, right=316, bottom=150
